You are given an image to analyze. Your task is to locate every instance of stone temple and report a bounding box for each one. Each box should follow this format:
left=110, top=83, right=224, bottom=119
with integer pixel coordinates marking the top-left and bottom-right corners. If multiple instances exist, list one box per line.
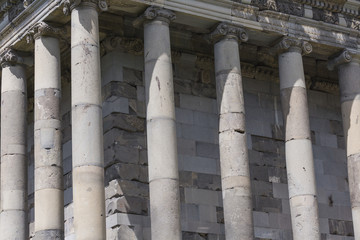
left=0, top=0, right=359, bottom=239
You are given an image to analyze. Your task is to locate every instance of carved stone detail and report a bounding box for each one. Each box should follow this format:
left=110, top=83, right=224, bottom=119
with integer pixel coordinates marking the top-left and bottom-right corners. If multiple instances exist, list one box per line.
left=0, top=48, right=23, bottom=67
left=251, top=0, right=277, bottom=11
left=277, top=1, right=304, bottom=17
left=209, top=23, right=248, bottom=43
left=196, top=56, right=213, bottom=70
left=328, top=50, right=353, bottom=70
left=101, top=36, right=143, bottom=55
left=63, top=0, right=108, bottom=15
left=26, top=22, right=66, bottom=43
left=313, top=9, right=339, bottom=25
left=275, top=37, right=312, bottom=55
left=311, top=78, right=339, bottom=94
left=345, top=15, right=360, bottom=30
left=134, top=6, right=176, bottom=27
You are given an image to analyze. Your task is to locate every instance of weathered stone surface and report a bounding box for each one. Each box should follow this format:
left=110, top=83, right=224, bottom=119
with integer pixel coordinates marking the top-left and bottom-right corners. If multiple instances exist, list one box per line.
left=102, top=82, right=137, bottom=101
left=105, top=163, right=148, bottom=184
left=105, top=179, right=149, bottom=199
left=107, top=225, right=138, bottom=240
left=103, top=113, right=145, bottom=133
left=106, top=196, right=148, bottom=215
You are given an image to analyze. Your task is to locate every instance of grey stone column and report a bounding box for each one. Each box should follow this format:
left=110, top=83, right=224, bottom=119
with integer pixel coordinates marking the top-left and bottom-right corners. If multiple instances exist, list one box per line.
left=28, top=22, right=65, bottom=239
left=63, top=0, right=107, bottom=239
left=136, top=7, right=181, bottom=240
left=209, top=23, right=253, bottom=240
left=0, top=48, right=28, bottom=240
left=276, top=37, right=320, bottom=240
left=328, top=50, right=360, bottom=239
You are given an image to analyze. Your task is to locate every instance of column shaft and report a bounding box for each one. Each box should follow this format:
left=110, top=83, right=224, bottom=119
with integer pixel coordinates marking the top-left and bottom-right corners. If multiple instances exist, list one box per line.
left=0, top=56, right=28, bottom=239
left=337, top=58, right=360, bottom=238
left=279, top=49, right=320, bottom=240
left=71, top=5, right=105, bottom=239
left=214, top=37, right=253, bottom=239
left=34, top=35, right=64, bottom=239
left=143, top=11, right=181, bottom=240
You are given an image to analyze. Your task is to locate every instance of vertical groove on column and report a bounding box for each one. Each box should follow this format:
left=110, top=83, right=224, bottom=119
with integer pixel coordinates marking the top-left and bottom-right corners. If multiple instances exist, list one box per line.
left=337, top=58, right=360, bottom=239
left=143, top=8, right=181, bottom=240
left=279, top=48, right=320, bottom=240
left=214, top=36, right=253, bottom=239
left=34, top=35, right=64, bottom=240
left=0, top=56, right=28, bottom=239
left=71, top=5, right=106, bottom=239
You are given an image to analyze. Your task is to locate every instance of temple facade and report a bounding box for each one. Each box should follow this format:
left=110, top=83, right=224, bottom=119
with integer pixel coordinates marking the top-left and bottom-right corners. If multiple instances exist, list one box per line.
left=0, top=0, right=359, bottom=239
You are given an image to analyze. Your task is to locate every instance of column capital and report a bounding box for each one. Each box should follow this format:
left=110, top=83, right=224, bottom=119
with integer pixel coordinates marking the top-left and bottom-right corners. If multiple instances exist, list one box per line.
left=101, top=36, right=143, bottom=55
left=327, top=50, right=360, bottom=71
left=208, top=23, right=248, bottom=44
left=274, top=37, right=312, bottom=55
left=133, top=6, right=176, bottom=27
left=63, top=0, right=108, bottom=15
left=26, top=22, right=66, bottom=43
left=0, top=48, right=23, bottom=68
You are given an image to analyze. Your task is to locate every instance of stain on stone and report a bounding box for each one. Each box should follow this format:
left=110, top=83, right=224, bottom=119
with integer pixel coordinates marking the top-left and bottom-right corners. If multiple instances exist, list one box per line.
left=156, top=76, right=160, bottom=90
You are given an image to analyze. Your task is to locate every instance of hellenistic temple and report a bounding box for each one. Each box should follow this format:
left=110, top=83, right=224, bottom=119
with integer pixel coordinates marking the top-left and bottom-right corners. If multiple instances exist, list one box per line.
left=0, top=0, right=359, bottom=239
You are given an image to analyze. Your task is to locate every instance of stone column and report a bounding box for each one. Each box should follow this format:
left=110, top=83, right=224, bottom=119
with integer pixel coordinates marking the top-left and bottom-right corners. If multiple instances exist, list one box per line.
left=328, top=50, right=360, bottom=239
left=209, top=23, right=253, bottom=240
left=63, top=0, right=107, bottom=239
left=276, top=37, right=320, bottom=240
left=28, top=22, right=65, bottom=239
left=0, top=48, right=28, bottom=239
left=136, top=7, right=181, bottom=240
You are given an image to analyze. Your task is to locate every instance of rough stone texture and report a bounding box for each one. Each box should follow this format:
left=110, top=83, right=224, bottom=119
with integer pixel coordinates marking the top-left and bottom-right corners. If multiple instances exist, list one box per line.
left=22, top=45, right=352, bottom=240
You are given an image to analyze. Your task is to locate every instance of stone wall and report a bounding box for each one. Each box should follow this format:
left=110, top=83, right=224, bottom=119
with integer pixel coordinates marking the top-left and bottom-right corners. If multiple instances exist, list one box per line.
left=25, top=48, right=353, bottom=240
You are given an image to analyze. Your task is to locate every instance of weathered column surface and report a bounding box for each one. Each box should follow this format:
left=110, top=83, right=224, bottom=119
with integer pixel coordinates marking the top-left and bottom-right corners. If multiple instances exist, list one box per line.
left=328, top=50, right=360, bottom=239
left=210, top=23, right=253, bottom=240
left=0, top=48, right=28, bottom=239
left=29, top=22, right=64, bottom=239
left=64, top=0, right=107, bottom=239
left=277, top=38, right=320, bottom=240
left=138, top=7, right=181, bottom=240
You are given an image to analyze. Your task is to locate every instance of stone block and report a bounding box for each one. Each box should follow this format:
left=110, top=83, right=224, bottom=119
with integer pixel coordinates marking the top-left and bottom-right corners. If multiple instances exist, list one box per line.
left=192, top=82, right=217, bottom=99
left=105, top=163, right=148, bottom=184
left=253, top=211, right=269, bottom=228
left=246, top=119, right=273, bottom=138
left=176, top=107, right=194, bottom=125
left=62, top=140, right=72, bottom=160
left=63, top=156, right=72, bottom=175
left=251, top=135, right=284, bottom=155
left=105, top=179, right=149, bottom=199
left=253, top=196, right=282, bottom=213
left=174, top=78, right=192, bottom=95
left=123, top=67, right=143, bottom=86
left=180, top=123, right=218, bottom=144
left=250, top=166, right=269, bottom=182
left=316, top=132, right=338, bottom=148
left=181, top=221, right=224, bottom=235
left=64, top=172, right=72, bottom=189
left=196, top=142, right=219, bottom=159
left=328, top=219, right=354, bottom=237
left=319, top=217, right=330, bottom=234
left=179, top=94, right=217, bottom=114
left=196, top=173, right=221, bottom=191
left=252, top=180, right=273, bottom=197
left=103, top=82, right=137, bottom=101
left=179, top=155, right=218, bottom=175
left=199, top=205, right=217, bottom=223
left=184, top=188, right=222, bottom=207
left=268, top=213, right=292, bottom=230
left=268, top=167, right=287, bottom=184
left=106, top=196, right=148, bottom=215
left=103, top=97, right=129, bottom=117
left=273, top=183, right=289, bottom=199
left=64, top=187, right=73, bottom=206
left=182, top=232, right=206, bottom=240
left=104, top=129, right=146, bottom=150
left=323, top=161, right=348, bottom=178
left=104, top=113, right=145, bottom=133
left=181, top=203, right=199, bottom=222
left=107, top=225, right=142, bottom=240
left=104, top=145, right=139, bottom=167
left=177, top=138, right=196, bottom=156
